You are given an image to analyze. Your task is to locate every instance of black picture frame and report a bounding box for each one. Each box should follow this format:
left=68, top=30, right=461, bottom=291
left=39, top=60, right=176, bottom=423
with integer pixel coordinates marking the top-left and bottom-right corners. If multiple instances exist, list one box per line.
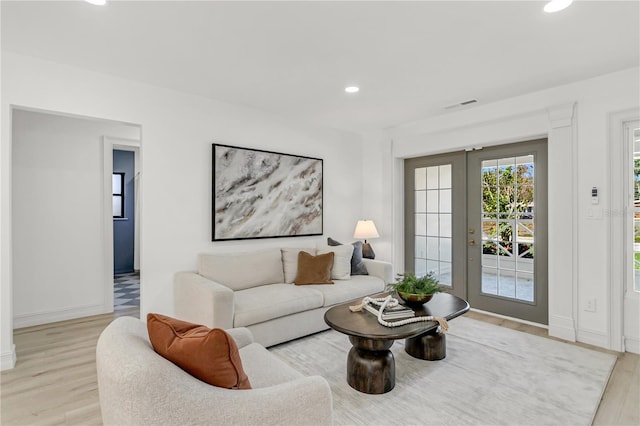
left=212, top=143, right=323, bottom=241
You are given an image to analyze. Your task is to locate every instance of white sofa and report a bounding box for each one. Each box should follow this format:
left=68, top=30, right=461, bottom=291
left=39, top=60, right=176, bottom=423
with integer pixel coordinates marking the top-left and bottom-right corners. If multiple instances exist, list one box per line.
left=174, top=247, right=393, bottom=347
left=96, top=316, right=333, bottom=426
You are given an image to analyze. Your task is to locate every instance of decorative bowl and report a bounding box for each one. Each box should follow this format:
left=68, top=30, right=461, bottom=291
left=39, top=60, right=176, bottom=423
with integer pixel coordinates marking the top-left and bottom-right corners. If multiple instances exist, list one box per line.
left=396, top=291, right=434, bottom=306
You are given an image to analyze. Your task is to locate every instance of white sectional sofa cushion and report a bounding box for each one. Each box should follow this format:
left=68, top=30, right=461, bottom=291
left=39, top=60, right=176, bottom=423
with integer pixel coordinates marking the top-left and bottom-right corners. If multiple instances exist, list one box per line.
left=198, top=248, right=284, bottom=290
left=175, top=245, right=393, bottom=347
left=316, top=243, right=353, bottom=280
left=281, top=247, right=315, bottom=283
left=301, top=275, right=385, bottom=307
left=233, top=284, right=324, bottom=328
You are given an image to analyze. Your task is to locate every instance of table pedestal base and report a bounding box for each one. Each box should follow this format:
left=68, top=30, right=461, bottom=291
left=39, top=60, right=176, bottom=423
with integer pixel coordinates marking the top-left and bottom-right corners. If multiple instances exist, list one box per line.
left=405, top=329, right=446, bottom=360
left=347, top=336, right=395, bottom=394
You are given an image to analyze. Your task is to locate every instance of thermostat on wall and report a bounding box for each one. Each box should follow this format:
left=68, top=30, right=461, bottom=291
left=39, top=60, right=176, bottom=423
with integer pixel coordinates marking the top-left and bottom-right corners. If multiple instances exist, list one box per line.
left=591, top=187, right=598, bottom=205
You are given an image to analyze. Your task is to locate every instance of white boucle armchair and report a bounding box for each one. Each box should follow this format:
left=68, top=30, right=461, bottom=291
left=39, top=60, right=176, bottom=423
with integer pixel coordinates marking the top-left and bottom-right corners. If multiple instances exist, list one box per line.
left=96, top=316, right=333, bottom=426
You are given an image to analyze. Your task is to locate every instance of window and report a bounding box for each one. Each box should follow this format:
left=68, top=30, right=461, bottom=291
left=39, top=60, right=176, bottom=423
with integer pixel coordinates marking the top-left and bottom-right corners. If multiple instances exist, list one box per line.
left=113, top=172, right=124, bottom=218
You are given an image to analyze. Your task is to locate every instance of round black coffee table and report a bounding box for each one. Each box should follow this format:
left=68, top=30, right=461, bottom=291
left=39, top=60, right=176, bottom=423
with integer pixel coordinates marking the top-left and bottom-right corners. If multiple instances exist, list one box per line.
left=324, top=292, right=469, bottom=394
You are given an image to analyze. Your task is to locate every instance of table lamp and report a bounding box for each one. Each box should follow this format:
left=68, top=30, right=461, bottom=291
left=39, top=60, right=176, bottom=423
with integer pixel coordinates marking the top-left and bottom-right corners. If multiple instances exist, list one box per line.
left=353, top=220, right=379, bottom=259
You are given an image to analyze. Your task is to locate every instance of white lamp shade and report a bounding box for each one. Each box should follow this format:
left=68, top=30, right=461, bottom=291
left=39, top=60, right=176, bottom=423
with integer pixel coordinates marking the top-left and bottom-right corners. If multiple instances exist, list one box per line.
left=353, top=220, right=380, bottom=240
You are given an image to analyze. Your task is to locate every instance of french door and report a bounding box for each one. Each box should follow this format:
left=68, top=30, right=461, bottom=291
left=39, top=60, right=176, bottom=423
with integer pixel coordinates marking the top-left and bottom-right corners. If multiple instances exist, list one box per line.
left=405, top=139, right=548, bottom=324
left=405, top=152, right=467, bottom=300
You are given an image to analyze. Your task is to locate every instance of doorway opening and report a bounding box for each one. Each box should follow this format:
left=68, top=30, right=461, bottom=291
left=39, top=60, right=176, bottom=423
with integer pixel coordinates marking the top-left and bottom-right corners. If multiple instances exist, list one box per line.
left=107, top=140, right=141, bottom=313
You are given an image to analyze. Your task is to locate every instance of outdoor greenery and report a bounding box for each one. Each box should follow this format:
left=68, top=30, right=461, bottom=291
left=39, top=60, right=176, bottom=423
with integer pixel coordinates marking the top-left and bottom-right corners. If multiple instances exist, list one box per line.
left=386, top=272, right=445, bottom=295
left=482, top=162, right=534, bottom=257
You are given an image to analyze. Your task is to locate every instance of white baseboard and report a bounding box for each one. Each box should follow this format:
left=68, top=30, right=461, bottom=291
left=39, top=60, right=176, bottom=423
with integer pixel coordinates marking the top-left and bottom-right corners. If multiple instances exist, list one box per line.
left=625, top=336, right=640, bottom=354
left=14, top=303, right=112, bottom=329
left=548, top=314, right=576, bottom=342
left=576, top=327, right=609, bottom=349
left=470, top=308, right=548, bottom=329
left=1, top=344, right=16, bottom=371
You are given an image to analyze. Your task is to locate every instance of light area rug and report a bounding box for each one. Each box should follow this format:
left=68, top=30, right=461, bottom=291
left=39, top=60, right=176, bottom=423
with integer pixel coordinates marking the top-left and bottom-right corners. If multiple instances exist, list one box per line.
left=269, top=317, right=617, bottom=426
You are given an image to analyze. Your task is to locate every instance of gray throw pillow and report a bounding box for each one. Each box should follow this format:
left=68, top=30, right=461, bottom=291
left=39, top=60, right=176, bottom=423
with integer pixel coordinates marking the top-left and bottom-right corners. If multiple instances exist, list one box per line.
left=327, top=237, right=368, bottom=275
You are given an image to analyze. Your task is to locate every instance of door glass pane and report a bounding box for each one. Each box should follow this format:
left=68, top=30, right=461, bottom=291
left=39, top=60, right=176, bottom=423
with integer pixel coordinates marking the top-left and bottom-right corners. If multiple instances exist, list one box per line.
left=415, top=236, right=427, bottom=259
left=439, top=189, right=452, bottom=213
left=481, top=156, right=535, bottom=302
left=440, top=164, right=452, bottom=188
left=439, top=261, right=452, bottom=286
left=439, top=237, right=452, bottom=262
left=415, top=167, right=427, bottom=190
left=439, top=213, right=452, bottom=238
left=426, top=213, right=438, bottom=236
left=414, top=164, right=453, bottom=287
left=426, top=167, right=439, bottom=189
left=415, top=214, right=426, bottom=236
left=426, top=237, right=438, bottom=259
left=426, top=190, right=438, bottom=213
left=415, top=259, right=427, bottom=277
left=415, top=190, right=426, bottom=213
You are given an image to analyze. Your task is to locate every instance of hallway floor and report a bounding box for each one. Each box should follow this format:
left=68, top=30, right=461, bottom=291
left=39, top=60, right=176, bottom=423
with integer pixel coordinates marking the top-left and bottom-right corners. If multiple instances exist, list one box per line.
left=114, top=271, right=139, bottom=310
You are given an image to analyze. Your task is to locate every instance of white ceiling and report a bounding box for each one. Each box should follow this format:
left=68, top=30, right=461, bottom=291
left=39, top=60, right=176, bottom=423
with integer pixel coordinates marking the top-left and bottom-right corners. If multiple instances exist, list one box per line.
left=2, top=1, right=639, bottom=133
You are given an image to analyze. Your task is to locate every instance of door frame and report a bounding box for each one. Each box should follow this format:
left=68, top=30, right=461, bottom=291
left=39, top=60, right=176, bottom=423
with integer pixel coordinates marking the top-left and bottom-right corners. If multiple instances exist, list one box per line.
left=466, top=139, right=548, bottom=324
left=103, top=136, right=141, bottom=312
left=392, top=103, right=577, bottom=341
left=609, top=108, right=640, bottom=353
left=403, top=140, right=548, bottom=323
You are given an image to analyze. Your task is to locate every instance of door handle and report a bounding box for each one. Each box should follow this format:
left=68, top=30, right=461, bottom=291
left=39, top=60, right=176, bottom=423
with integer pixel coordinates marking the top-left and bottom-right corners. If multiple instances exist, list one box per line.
left=469, top=239, right=475, bottom=246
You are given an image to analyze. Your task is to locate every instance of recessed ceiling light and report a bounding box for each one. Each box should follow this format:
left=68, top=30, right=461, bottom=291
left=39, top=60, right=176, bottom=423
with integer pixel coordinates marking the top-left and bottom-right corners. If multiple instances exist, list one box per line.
left=85, top=0, right=107, bottom=5
left=544, top=0, right=573, bottom=13
left=344, top=86, right=360, bottom=94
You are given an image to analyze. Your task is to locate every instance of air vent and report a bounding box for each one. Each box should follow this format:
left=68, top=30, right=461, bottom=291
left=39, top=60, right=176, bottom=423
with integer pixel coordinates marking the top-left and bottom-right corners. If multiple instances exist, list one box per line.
left=444, top=99, right=478, bottom=110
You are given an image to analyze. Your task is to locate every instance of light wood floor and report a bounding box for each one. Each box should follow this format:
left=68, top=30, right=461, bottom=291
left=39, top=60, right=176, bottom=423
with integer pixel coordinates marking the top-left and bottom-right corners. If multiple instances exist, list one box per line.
left=1, top=309, right=638, bottom=425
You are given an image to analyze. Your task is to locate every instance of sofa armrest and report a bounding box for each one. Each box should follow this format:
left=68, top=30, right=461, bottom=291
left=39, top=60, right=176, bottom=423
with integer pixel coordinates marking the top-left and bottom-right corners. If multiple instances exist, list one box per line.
left=222, top=376, right=333, bottom=425
left=225, top=327, right=254, bottom=349
left=362, top=258, right=394, bottom=284
left=174, top=271, right=234, bottom=329
left=105, top=373, right=333, bottom=426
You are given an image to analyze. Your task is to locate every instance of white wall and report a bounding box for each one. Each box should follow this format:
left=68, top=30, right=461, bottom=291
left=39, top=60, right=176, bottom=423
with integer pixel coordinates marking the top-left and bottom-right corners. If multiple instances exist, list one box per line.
left=385, top=67, right=640, bottom=350
left=11, top=109, right=139, bottom=327
left=0, top=2, right=11, bottom=370
left=1, top=52, right=365, bottom=369
left=360, top=130, right=394, bottom=263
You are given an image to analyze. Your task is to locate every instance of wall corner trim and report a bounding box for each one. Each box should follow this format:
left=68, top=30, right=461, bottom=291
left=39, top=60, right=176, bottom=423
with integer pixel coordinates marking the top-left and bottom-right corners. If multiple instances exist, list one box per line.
left=1, top=344, right=16, bottom=371
left=546, top=102, right=576, bottom=129
left=548, top=314, right=577, bottom=342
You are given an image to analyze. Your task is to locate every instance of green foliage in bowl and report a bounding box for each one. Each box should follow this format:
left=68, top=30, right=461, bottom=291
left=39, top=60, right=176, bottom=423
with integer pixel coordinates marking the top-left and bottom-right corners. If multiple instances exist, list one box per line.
left=386, top=272, right=445, bottom=295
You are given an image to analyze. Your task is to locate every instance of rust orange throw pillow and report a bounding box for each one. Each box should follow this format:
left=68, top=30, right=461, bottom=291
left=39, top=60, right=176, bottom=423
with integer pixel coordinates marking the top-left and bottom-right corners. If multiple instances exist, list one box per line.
left=294, top=251, right=335, bottom=285
left=147, top=313, right=251, bottom=389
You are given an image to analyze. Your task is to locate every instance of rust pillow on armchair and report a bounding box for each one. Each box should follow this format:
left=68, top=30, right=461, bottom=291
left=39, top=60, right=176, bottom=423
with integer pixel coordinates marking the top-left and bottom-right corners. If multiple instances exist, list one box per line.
left=294, top=251, right=334, bottom=285
left=146, top=313, right=251, bottom=389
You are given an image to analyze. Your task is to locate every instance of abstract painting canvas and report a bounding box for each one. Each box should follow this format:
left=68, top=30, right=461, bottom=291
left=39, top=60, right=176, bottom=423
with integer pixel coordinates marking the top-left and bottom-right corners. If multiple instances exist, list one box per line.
left=212, top=144, right=323, bottom=241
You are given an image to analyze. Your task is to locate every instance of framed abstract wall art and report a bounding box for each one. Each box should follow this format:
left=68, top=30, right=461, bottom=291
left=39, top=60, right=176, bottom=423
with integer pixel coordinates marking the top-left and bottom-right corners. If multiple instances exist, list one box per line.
left=212, top=143, right=323, bottom=241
